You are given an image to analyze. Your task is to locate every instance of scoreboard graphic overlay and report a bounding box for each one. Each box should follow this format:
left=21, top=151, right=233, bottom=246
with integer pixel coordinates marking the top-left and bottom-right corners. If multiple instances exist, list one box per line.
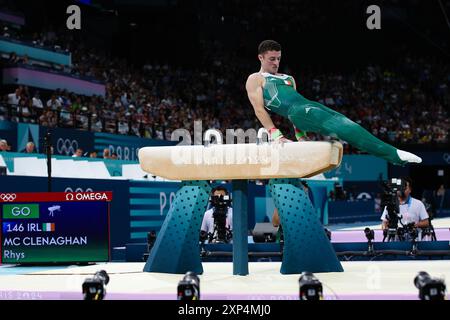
left=0, top=192, right=111, bottom=264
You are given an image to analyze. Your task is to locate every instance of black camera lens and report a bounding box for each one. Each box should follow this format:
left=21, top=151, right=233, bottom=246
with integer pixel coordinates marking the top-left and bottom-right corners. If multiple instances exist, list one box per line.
left=95, top=270, right=110, bottom=285
left=177, top=271, right=200, bottom=300
left=299, top=272, right=323, bottom=300
left=414, top=271, right=446, bottom=300
left=364, top=228, right=375, bottom=241
left=414, top=271, right=430, bottom=289
left=82, top=270, right=109, bottom=300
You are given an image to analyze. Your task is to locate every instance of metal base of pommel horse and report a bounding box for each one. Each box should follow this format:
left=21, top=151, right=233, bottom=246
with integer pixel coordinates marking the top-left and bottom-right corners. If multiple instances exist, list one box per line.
left=138, top=141, right=344, bottom=275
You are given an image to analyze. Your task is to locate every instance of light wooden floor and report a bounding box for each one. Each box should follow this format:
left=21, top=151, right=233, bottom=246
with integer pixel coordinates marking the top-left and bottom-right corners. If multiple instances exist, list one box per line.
left=1, top=260, right=449, bottom=299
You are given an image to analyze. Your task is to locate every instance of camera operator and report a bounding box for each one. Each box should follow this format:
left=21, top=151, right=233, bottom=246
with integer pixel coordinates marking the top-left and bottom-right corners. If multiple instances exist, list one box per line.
left=200, top=186, right=233, bottom=243
left=380, top=177, right=429, bottom=239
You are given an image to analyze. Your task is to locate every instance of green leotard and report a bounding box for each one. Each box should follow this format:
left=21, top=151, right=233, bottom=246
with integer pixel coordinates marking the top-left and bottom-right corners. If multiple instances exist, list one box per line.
left=261, top=72, right=406, bottom=165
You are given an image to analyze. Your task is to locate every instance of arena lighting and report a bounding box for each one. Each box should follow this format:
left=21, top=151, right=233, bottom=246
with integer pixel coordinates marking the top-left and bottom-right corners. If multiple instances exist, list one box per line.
left=177, top=271, right=200, bottom=300
left=299, top=272, right=323, bottom=300
left=414, top=271, right=446, bottom=300
left=82, top=270, right=110, bottom=300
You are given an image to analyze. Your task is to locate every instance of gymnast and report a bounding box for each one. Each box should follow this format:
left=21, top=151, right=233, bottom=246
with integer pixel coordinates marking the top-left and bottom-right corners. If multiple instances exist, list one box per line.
left=245, top=40, right=422, bottom=166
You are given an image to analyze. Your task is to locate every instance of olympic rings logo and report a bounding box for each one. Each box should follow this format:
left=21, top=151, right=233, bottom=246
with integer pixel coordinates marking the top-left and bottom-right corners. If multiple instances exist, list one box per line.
left=57, top=138, right=79, bottom=155
left=0, top=193, right=17, bottom=202
left=443, top=153, right=450, bottom=164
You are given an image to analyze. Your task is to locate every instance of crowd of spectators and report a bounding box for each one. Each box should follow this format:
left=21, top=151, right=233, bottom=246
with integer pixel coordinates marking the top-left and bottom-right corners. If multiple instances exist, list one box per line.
left=0, top=1, right=449, bottom=155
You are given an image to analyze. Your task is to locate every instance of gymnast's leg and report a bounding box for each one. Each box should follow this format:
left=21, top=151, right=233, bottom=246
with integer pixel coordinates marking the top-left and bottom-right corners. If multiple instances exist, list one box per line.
left=287, top=100, right=421, bottom=165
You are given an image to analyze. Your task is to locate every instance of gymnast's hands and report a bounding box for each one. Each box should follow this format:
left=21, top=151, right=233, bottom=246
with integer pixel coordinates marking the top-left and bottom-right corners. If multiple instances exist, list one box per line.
left=279, top=136, right=292, bottom=143
left=294, top=127, right=308, bottom=142
left=269, top=127, right=292, bottom=143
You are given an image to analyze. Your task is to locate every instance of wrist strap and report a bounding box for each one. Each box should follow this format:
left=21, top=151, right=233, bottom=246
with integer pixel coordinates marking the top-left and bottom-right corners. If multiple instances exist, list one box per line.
left=269, top=127, right=283, bottom=140
left=295, top=128, right=307, bottom=139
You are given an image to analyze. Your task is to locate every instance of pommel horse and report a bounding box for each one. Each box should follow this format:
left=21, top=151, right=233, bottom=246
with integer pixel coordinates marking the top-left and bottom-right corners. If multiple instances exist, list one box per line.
left=139, top=141, right=344, bottom=275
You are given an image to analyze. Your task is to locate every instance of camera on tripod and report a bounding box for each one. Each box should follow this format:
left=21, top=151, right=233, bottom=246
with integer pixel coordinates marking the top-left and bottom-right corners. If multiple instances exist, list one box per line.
left=208, top=191, right=232, bottom=243
left=414, top=271, right=446, bottom=300
left=381, top=178, right=406, bottom=242
left=82, top=270, right=110, bottom=300
left=210, top=193, right=231, bottom=208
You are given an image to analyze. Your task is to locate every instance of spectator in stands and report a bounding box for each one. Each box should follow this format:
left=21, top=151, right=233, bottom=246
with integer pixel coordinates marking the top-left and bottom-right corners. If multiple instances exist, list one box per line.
left=8, top=52, right=20, bottom=64
left=0, top=139, right=10, bottom=152
left=380, top=177, right=429, bottom=234
left=18, top=97, right=31, bottom=120
left=32, top=91, right=44, bottom=110
left=7, top=88, right=21, bottom=106
left=374, top=193, right=382, bottom=213
left=46, top=94, right=62, bottom=110
left=22, top=142, right=36, bottom=153
left=59, top=104, right=73, bottom=126
left=72, top=148, right=83, bottom=157
left=118, top=120, right=129, bottom=134
left=89, top=151, right=98, bottom=158
left=333, top=182, right=347, bottom=200
left=102, top=148, right=111, bottom=159
left=38, top=109, right=57, bottom=127
left=111, top=152, right=118, bottom=160
left=435, top=184, right=446, bottom=217
left=436, top=184, right=446, bottom=198
left=21, top=54, right=31, bottom=65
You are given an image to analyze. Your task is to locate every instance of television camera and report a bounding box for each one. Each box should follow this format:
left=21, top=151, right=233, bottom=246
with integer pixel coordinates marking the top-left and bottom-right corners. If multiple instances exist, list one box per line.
left=177, top=271, right=200, bottom=300
left=381, top=178, right=417, bottom=242
left=82, top=270, right=110, bottom=300
left=208, top=192, right=232, bottom=243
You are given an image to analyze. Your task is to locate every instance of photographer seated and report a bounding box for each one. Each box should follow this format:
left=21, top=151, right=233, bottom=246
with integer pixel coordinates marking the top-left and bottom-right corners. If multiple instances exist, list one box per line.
left=380, top=177, right=429, bottom=240
left=200, top=186, right=233, bottom=244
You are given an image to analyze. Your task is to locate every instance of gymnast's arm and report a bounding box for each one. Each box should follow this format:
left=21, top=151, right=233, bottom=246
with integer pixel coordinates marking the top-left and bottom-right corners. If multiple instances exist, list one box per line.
left=245, top=73, right=276, bottom=131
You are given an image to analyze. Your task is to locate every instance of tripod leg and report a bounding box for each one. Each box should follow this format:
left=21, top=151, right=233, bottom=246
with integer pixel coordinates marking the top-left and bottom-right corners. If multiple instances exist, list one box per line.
left=431, top=225, right=437, bottom=241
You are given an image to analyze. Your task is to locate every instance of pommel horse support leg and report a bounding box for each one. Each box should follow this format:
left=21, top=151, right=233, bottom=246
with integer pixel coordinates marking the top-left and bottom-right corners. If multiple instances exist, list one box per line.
left=143, top=180, right=211, bottom=274
left=139, top=141, right=344, bottom=274
left=270, top=178, right=343, bottom=274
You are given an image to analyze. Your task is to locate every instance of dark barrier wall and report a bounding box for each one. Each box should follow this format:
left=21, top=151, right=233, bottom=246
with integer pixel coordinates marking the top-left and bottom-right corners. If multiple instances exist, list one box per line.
left=324, top=154, right=387, bottom=181
left=41, top=126, right=94, bottom=157
left=3, top=119, right=449, bottom=166
left=93, top=132, right=175, bottom=162
left=0, top=176, right=130, bottom=249
left=328, top=200, right=377, bottom=224
left=5, top=120, right=174, bottom=159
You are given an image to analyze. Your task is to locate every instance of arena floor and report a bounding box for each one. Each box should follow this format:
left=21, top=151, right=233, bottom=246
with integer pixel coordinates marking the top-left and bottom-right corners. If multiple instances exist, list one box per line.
left=1, top=260, right=449, bottom=300
left=1, top=218, right=448, bottom=300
